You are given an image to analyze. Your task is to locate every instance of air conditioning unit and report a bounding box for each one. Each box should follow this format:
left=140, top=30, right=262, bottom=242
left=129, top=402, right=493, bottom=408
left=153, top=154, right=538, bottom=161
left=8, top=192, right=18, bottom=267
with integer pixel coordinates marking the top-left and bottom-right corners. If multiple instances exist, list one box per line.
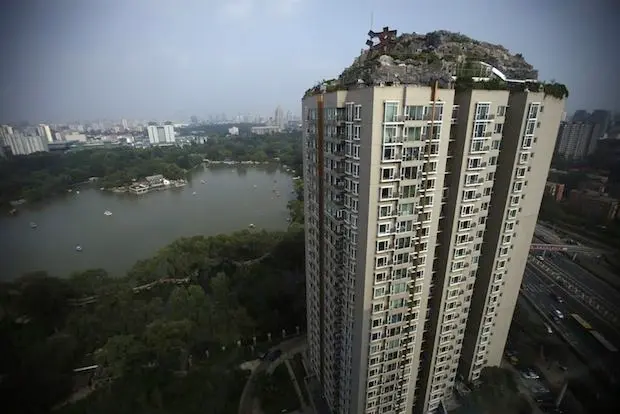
left=481, top=162, right=487, bottom=167
left=483, top=146, right=490, bottom=150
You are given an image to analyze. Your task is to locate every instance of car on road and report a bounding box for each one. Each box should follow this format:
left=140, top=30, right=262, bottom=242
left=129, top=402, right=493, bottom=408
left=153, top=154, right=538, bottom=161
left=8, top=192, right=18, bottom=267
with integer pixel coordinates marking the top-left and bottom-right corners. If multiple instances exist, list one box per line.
left=262, top=349, right=282, bottom=362
left=549, top=292, right=564, bottom=303
left=545, top=324, right=553, bottom=334
left=554, top=309, right=564, bottom=319
left=520, top=368, right=540, bottom=379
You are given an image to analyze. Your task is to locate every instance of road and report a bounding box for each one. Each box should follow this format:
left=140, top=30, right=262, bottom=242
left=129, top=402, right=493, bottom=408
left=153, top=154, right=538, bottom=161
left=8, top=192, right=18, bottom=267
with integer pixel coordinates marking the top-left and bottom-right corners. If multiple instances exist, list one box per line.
left=238, top=335, right=307, bottom=414
left=521, top=259, right=619, bottom=384
left=531, top=251, right=620, bottom=338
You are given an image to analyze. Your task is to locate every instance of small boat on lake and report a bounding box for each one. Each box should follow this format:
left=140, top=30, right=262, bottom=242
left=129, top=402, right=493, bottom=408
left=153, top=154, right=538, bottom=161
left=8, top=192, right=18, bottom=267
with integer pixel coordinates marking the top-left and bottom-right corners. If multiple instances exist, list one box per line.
left=104, top=210, right=112, bottom=216
left=30, top=222, right=37, bottom=229
left=75, top=245, right=83, bottom=252
left=192, top=191, right=197, bottom=195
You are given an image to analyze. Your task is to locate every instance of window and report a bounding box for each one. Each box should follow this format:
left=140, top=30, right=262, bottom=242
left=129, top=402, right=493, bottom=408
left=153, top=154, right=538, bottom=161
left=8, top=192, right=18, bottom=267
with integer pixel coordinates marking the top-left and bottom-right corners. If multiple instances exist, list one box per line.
left=465, top=174, right=480, bottom=186
left=522, top=136, right=533, bottom=148
left=378, top=222, right=391, bottom=236
left=374, top=286, right=386, bottom=298
left=383, top=146, right=398, bottom=161
left=401, top=166, right=418, bottom=179
left=456, top=234, right=469, bottom=245
left=354, top=105, right=361, bottom=120
left=377, top=240, right=390, bottom=252
left=383, top=126, right=398, bottom=143
left=494, top=123, right=503, bottom=134
left=468, top=157, right=483, bottom=169
left=519, top=152, right=529, bottom=164
left=525, top=120, right=536, bottom=135
left=401, top=184, right=416, bottom=198
left=376, top=256, right=388, bottom=268
left=491, top=139, right=500, bottom=150
left=473, top=122, right=486, bottom=138
left=504, top=221, right=515, bottom=232
left=458, top=219, right=472, bottom=231
left=510, top=195, right=520, bottom=206
left=379, top=205, right=393, bottom=218
left=516, top=167, right=526, bottom=178
left=461, top=204, right=475, bottom=216
left=398, top=202, right=414, bottom=216
left=463, top=189, right=477, bottom=201
left=513, top=182, right=524, bottom=193
left=502, top=234, right=512, bottom=245
left=454, top=247, right=467, bottom=258
left=475, top=103, right=491, bottom=120
left=497, top=105, right=506, bottom=116
left=375, top=272, right=387, bottom=283
left=381, top=167, right=397, bottom=181
left=508, top=208, right=518, bottom=219
left=471, top=139, right=485, bottom=152
left=496, top=259, right=507, bottom=270
left=384, top=102, right=399, bottom=122
left=353, top=124, right=360, bottom=140
left=405, top=105, right=425, bottom=121
left=404, top=126, right=422, bottom=142
left=528, top=103, right=540, bottom=119
left=380, top=187, right=394, bottom=200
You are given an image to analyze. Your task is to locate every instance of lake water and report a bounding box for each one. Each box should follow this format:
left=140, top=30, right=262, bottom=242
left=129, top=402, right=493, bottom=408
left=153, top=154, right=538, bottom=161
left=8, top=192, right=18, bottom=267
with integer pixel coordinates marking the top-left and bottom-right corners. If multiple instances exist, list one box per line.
left=0, top=165, right=294, bottom=280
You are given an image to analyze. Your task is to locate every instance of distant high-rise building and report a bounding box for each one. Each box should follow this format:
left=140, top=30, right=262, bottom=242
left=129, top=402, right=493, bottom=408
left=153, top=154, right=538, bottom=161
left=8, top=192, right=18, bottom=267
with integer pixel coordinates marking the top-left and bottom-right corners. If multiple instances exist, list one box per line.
left=302, top=58, right=565, bottom=414
left=274, top=105, right=285, bottom=130
left=587, top=110, right=612, bottom=155
left=121, top=118, right=129, bottom=130
left=37, top=124, right=53, bottom=143
left=555, top=109, right=612, bottom=159
left=0, top=124, right=14, bottom=146
left=147, top=125, right=175, bottom=144
left=6, top=133, right=49, bottom=155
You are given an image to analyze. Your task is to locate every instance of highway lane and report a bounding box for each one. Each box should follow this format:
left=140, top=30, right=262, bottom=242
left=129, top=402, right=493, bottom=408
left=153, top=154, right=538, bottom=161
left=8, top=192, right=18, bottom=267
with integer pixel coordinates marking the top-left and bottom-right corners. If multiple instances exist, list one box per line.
left=521, top=266, right=618, bottom=384
left=531, top=254, right=620, bottom=336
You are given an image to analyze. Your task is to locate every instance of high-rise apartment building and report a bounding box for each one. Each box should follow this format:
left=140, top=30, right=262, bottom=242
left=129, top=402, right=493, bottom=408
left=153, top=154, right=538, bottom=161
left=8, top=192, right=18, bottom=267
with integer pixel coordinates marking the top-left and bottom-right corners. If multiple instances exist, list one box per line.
left=37, top=124, right=54, bottom=143
left=555, top=109, right=612, bottom=159
left=6, top=132, right=49, bottom=155
left=147, top=124, right=175, bottom=144
left=302, top=80, right=564, bottom=413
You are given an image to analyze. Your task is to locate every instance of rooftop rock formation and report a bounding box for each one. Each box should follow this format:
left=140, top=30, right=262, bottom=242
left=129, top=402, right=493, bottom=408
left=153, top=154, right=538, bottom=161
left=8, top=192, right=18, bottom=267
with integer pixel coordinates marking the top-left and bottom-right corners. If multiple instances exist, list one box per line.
left=338, top=30, right=538, bottom=88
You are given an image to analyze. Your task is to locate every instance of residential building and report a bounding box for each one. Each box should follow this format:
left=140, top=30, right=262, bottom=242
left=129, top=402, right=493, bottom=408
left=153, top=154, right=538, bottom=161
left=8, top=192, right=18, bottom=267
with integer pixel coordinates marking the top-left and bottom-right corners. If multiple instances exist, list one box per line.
left=251, top=125, right=281, bottom=135
left=37, top=124, right=54, bottom=143
left=555, top=110, right=612, bottom=159
left=302, top=82, right=564, bottom=414
left=65, top=133, right=88, bottom=142
left=554, top=121, right=593, bottom=160
left=147, top=124, right=175, bottom=144
left=545, top=182, right=565, bottom=201
left=275, top=105, right=285, bottom=130
left=567, top=190, right=619, bottom=222
left=6, top=133, right=49, bottom=155
left=0, top=124, right=14, bottom=146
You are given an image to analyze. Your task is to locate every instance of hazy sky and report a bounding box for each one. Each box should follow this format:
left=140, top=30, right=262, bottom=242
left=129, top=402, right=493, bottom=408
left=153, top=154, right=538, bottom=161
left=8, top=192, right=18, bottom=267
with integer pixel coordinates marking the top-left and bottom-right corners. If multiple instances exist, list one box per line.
left=0, top=0, right=618, bottom=123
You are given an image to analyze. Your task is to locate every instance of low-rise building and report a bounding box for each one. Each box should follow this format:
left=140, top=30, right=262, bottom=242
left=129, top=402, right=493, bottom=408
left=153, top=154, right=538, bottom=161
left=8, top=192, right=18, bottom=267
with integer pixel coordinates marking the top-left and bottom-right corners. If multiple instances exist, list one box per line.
left=567, top=189, right=619, bottom=221
left=250, top=125, right=281, bottom=135
left=545, top=182, right=565, bottom=201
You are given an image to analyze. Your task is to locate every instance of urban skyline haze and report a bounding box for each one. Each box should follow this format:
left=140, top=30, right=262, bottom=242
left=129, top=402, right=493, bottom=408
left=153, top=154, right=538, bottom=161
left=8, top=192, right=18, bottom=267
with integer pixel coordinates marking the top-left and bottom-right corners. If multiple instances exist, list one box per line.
left=0, top=0, right=618, bottom=123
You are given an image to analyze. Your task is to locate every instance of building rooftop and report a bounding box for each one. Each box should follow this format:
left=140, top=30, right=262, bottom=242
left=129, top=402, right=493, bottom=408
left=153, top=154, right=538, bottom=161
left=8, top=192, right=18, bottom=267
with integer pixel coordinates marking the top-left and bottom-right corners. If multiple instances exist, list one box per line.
left=304, top=28, right=568, bottom=100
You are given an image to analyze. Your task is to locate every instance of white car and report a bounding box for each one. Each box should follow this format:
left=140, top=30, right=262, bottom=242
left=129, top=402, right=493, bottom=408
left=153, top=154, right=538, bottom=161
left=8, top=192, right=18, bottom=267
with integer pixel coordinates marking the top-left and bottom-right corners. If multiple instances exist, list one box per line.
left=554, top=309, right=564, bottom=319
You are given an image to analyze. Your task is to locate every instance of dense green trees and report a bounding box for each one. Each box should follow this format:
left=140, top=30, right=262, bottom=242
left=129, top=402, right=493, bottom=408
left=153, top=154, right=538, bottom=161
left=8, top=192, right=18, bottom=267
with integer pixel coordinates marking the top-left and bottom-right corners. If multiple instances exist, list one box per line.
left=0, top=226, right=305, bottom=413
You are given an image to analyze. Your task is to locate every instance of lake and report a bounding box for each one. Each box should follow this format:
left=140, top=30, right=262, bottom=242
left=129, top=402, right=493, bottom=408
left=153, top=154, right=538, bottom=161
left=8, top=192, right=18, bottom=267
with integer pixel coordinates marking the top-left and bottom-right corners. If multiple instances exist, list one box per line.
left=0, top=165, right=295, bottom=281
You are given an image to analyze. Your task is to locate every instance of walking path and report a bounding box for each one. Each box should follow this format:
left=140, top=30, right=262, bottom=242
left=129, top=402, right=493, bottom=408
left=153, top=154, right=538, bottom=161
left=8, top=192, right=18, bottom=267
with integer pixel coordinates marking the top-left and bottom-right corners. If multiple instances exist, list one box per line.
left=238, top=335, right=307, bottom=414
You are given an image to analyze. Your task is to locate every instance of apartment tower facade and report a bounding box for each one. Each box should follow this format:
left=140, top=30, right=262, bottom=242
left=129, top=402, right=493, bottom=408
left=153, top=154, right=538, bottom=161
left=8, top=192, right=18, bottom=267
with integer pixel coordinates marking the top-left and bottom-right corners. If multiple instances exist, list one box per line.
left=302, top=83, right=564, bottom=414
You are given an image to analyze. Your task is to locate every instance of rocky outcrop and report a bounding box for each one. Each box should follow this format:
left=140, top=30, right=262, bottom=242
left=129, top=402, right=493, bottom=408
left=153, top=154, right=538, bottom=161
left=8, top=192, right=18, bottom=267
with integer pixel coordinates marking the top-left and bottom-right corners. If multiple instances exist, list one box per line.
left=338, top=30, right=538, bottom=87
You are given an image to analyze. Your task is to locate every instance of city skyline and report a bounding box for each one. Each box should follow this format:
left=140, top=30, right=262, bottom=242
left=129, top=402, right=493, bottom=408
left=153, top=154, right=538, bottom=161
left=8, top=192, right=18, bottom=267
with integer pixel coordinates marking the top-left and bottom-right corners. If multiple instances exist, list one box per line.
left=0, top=0, right=618, bottom=122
